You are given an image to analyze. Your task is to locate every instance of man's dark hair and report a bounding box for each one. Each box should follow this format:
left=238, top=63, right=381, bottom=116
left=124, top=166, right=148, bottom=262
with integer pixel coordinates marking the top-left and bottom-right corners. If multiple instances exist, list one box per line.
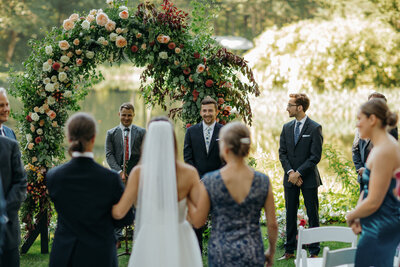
left=201, top=96, right=218, bottom=110
left=368, top=92, right=387, bottom=102
left=289, top=93, right=310, bottom=112
left=119, top=103, right=135, bottom=113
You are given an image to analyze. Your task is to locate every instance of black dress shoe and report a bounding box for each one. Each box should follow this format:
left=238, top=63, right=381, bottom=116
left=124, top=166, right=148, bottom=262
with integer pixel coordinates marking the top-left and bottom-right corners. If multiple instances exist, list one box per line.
left=278, top=253, right=295, bottom=260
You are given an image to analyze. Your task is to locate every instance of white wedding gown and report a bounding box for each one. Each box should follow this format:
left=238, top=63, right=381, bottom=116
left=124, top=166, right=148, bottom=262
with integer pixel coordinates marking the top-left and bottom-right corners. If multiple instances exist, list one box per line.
left=126, top=121, right=202, bottom=267
left=127, top=198, right=203, bottom=267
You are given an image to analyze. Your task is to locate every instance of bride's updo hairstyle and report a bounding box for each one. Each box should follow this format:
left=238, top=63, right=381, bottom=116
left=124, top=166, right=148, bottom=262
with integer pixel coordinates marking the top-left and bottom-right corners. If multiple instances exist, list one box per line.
left=360, top=98, right=398, bottom=128
left=148, top=116, right=177, bottom=157
left=66, top=112, right=97, bottom=156
left=220, top=121, right=251, bottom=157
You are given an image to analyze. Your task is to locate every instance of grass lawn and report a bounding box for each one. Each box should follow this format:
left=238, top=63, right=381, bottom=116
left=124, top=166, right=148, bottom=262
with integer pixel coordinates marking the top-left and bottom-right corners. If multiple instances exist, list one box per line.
left=20, top=224, right=352, bottom=267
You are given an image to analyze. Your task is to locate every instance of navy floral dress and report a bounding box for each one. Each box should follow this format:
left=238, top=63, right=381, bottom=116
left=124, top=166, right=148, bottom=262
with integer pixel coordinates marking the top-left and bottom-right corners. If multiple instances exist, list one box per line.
left=202, top=170, right=270, bottom=267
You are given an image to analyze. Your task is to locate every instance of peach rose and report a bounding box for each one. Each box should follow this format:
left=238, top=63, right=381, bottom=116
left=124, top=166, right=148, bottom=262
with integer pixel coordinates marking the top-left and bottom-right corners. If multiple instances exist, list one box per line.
left=175, top=47, right=181, bottom=54
left=52, top=121, right=58, bottom=127
left=39, top=120, right=45, bottom=126
left=157, top=35, right=164, bottom=43
left=116, top=28, right=123, bottom=34
left=174, top=60, right=179, bottom=66
left=119, top=10, right=129, bottom=19
left=59, top=40, right=70, bottom=51
left=116, top=36, right=127, bottom=48
left=161, top=35, right=170, bottom=44
left=76, top=58, right=83, bottom=66
left=30, top=124, right=35, bottom=133
left=47, top=110, right=57, bottom=120
left=34, top=106, right=39, bottom=113
left=136, top=33, right=142, bottom=38
left=141, top=43, right=147, bottom=50
left=75, top=49, right=82, bottom=55
left=28, top=143, right=34, bottom=150
left=67, top=52, right=73, bottom=58
left=105, top=20, right=116, bottom=32
left=63, top=19, right=75, bottom=31
left=86, top=14, right=95, bottom=23
left=96, top=12, right=109, bottom=26
left=196, top=64, right=205, bottom=73
left=69, top=13, right=79, bottom=21
left=47, top=59, right=53, bottom=65
left=73, top=39, right=80, bottom=46
left=32, top=157, right=37, bottom=163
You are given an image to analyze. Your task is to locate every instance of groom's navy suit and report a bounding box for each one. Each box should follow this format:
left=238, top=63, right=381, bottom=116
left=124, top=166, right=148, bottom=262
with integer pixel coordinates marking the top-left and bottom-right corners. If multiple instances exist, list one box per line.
left=184, top=122, right=223, bottom=177
left=184, top=121, right=223, bottom=251
left=279, top=117, right=323, bottom=255
left=47, top=157, right=134, bottom=267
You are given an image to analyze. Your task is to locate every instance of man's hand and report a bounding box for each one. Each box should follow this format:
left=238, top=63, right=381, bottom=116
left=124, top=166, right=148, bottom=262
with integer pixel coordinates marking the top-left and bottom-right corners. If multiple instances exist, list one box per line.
left=120, top=172, right=126, bottom=183
left=357, top=167, right=365, bottom=176
left=288, top=171, right=302, bottom=187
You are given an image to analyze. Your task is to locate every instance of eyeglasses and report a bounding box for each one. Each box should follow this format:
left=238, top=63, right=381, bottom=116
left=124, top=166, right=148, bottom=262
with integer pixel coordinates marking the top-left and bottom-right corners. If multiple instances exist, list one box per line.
left=287, top=104, right=299, bottom=108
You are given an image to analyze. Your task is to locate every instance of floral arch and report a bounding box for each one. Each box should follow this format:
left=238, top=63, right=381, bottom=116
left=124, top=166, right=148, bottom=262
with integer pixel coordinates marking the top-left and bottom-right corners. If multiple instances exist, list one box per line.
left=9, top=0, right=259, bottom=234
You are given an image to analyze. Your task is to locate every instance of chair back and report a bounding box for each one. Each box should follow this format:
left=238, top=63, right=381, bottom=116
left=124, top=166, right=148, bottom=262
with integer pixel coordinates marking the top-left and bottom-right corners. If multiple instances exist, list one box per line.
left=322, top=247, right=356, bottom=267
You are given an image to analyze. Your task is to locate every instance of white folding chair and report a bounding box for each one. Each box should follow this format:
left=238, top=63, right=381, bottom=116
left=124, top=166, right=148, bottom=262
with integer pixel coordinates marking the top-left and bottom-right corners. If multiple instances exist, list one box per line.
left=322, top=247, right=356, bottom=267
left=295, top=226, right=357, bottom=267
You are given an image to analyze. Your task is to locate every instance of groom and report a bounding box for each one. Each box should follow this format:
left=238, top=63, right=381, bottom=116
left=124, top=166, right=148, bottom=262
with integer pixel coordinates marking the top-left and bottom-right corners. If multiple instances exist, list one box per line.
left=184, top=96, right=223, bottom=252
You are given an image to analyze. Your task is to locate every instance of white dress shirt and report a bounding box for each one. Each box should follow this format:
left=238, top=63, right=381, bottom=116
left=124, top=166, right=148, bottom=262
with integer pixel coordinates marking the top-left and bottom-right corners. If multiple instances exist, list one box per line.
left=71, top=151, right=94, bottom=158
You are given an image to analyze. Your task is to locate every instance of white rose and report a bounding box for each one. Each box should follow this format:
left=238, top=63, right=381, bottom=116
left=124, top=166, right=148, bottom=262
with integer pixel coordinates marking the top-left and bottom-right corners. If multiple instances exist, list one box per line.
left=64, top=90, right=72, bottom=98
left=26, top=134, right=32, bottom=142
left=43, top=78, right=50, bottom=84
left=45, top=46, right=53, bottom=55
left=51, top=75, right=58, bottom=83
left=109, top=33, right=118, bottom=41
left=45, top=83, right=55, bottom=92
left=47, top=96, right=56, bottom=106
left=60, top=55, right=70, bottom=63
left=31, top=113, right=40, bottom=121
left=119, top=5, right=128, bottom=11
left=38, top=106, right=45, bottom=114
left=54, top=83, right=60, bottom=90
left=106, top=0, right=113, bottom=6
left=58, top=72, right=67, bottom=82
left=36, top=128, right=43, bottom=135
left=90, top=9, right=97, bottom=15
left=86, top=51, right=95, bottom=59
left=42, top=62, right=51, bottom=72
left=159, top=52, right=168, bottom=59
left=81, top=20, right=90, bottom=30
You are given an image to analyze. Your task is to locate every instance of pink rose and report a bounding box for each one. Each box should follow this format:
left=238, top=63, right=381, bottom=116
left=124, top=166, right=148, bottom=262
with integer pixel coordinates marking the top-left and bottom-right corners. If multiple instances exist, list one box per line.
left=168, top=42, right=176, bottom=49
left=105, top=20, right=116, bottom=32
left=63, top=19, right=75, bottom=31
left=76, top=58, right=83, bottom=66
left=115, top=36, right=127, bottom=48
left=59, top=40, right=70, bottom=51
left=196, top=64, right=205, bottom=73
left=218, top=98, right=224, bottom=105
left=119, top=10, right=129, bottom=19
left=96, top=12, right=109, bottom=26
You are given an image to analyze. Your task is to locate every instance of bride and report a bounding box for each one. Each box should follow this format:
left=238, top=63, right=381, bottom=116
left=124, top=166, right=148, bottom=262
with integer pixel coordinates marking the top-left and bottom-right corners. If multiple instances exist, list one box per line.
left=112, top=117, right=203, bottom=267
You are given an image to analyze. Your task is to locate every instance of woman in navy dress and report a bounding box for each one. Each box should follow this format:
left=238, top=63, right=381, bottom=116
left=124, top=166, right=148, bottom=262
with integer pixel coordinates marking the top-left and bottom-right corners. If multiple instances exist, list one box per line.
left=346, top=99, right=400, bottom=267
left=189, top=122, right=278, bottom=267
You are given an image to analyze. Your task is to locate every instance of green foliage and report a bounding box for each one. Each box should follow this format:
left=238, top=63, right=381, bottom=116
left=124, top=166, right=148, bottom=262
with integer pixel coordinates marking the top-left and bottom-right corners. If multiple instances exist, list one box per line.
left=247, top=17, right=400, bottom=91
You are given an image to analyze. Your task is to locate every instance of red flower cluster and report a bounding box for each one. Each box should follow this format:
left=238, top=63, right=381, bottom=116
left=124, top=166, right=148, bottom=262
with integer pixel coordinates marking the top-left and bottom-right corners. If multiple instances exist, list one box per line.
left=52, top=62, right=61, bottom=71
left=192, top=89, right=199, bottom=101
left=299, top=219, right=307, bottom=227
left=26, top=115, right=32, bottom=122
left=159, top=0, right=189, bottom=30
left=205, top=79, right=214, bottom=87
left=131, top=45, right=138, bottom=53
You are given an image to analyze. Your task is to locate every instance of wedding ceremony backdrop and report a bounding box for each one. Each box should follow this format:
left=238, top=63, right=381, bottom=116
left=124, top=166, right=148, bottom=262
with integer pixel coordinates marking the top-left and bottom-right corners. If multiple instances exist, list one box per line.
left=7, top=0, right=260, bottom=251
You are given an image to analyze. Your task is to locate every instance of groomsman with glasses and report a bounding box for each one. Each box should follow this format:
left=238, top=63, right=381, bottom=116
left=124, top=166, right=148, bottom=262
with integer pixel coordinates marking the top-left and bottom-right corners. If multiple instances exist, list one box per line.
left=278, top=93, right=323, bottom=260
left=0, top=88, right=17, bottom=140
left=184, top=96, right=224, bottom=253
left=105, top=103, right=145, bottom=248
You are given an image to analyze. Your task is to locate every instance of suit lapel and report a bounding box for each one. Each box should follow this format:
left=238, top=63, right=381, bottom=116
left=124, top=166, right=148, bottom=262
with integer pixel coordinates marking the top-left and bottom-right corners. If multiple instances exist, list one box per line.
left=207, top=124, right=220, bottom=157
left=197, top=123, right=208, bottom=155
left=288, top=120, right=296, bottom=148
left=115, top=127, right=124, bottom=161
left=130, top=125, right=137, bottom=152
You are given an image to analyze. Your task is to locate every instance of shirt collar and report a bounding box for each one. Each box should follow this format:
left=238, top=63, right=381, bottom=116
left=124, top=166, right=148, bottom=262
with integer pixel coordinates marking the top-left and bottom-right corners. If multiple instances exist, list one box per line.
left=296, top=115, right=307, bottom=125
left=72, top=151, right=94, bottom=158
left=119, top=123, right=132, bottom=131
left=202, top=121, right=216, bottom=131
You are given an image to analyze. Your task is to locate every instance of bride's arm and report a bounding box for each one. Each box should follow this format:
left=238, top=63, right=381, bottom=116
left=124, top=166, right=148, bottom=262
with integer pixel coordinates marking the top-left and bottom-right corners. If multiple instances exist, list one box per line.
left=112, top=166, right=140, bottom=219
left=187, top=171, right=210, bottom=228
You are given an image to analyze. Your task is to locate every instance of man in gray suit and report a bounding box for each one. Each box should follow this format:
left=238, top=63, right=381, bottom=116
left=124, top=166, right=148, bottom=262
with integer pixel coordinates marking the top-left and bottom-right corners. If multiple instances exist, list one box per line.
left=278, top=93, right=323, bottom=260
left=0, top=88, right=17, bottom=140
left=105, top=103, right=145, bottom=246
left=0, top=136, right=27, bottom=267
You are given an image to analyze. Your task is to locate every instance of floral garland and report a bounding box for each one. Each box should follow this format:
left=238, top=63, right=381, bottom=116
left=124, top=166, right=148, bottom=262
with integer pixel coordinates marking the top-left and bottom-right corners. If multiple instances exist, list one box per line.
left=9, top=0, right=259, bottom=232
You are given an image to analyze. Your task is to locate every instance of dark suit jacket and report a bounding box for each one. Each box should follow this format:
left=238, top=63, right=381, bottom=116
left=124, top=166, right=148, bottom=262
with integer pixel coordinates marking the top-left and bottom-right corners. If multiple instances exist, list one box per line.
left=1, top=125, right=16, bottom=140
left=279, top=117, right=323, bottom=188
left=47, top=157, right=134, bottom=267
left=352, top=127, right=398, bottom=182
left=105, top=124, right=146, bottom=175
left=0, top=137, right=27, bottom=250
left=184, top=122, right=223, bottom=177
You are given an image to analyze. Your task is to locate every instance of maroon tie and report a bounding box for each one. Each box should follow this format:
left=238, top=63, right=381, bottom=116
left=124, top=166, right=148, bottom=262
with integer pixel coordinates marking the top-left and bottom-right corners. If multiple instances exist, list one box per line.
left=124, top=128, right=130, bottom=162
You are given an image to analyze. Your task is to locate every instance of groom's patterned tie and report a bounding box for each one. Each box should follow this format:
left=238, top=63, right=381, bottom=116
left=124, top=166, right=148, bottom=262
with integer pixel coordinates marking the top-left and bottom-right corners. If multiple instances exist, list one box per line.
left=124, top=127, right=130, bottom=162
left=294, top=121, right=301, bottom=144
left=205, top=126, right=212, bottom=153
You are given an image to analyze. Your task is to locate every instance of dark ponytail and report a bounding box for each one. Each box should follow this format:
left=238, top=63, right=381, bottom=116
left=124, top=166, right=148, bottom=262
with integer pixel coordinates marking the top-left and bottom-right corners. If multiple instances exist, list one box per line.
left=66, top=112, right=97, bottom=156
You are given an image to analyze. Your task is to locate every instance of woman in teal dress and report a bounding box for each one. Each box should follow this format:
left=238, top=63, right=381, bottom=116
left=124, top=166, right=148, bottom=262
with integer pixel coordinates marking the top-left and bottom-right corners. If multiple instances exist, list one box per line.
left=346, top=98, right=400, bottom=267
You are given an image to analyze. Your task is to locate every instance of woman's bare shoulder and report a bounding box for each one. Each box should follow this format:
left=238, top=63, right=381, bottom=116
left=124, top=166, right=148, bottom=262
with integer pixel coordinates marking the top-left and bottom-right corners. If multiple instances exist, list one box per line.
left=176, top=161, right=198, bottom=179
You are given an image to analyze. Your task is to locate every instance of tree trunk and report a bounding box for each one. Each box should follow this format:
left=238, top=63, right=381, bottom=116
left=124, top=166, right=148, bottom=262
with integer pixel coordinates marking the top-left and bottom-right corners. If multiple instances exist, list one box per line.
left=6, top=30, right=19, bottom=64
